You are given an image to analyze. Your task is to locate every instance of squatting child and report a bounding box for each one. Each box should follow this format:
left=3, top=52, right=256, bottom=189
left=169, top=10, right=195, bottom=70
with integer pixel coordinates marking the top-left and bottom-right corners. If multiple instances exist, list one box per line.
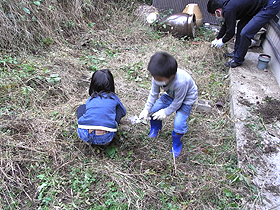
left=77, top=69, right=126, bottom=145
left=139, top=52, right=198, bottom=158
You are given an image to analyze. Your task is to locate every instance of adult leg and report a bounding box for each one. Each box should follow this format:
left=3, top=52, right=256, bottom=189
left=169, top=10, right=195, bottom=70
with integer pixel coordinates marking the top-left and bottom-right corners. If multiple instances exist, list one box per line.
left=234, top=17, right=252, bottom=54
left=234, top=0, right=280, bottom=64
left=225, top=18, right=250, bottom=58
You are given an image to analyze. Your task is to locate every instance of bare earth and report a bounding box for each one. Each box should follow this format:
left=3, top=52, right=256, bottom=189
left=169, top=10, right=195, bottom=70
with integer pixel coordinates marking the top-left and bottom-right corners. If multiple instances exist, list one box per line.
left=229, top=47, right=280, bottom=209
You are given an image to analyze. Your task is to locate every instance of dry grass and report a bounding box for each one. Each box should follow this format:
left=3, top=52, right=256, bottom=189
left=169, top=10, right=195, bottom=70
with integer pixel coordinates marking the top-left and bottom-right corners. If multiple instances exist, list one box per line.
left=0, top=0, right=259, bottom=209
left=0, top=0, right=137, bottom=52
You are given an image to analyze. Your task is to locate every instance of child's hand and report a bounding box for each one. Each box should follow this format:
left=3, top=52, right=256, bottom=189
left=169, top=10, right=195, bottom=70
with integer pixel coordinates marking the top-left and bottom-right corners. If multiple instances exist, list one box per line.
left=139, top=109, right=149, bottom=120
left=152, top=109, right=166, bottom=120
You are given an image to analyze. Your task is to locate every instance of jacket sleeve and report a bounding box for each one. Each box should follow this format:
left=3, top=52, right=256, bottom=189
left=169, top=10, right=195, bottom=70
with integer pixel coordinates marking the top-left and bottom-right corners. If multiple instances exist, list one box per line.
left=164, top=84, right=188, bottom=116
left=220, top=9, right=237, bottom=43
left=144, top=80, right=160, bottom=112
left=217, top=23, right=226, bottom=39
left=116, top=98, right=126, bottom=118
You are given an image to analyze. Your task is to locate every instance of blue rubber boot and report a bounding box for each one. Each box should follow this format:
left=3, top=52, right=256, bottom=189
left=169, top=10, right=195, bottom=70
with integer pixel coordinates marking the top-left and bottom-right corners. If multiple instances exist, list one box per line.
left=149, top=119, right=162, bottom=138
left=171, top=131, right=183, bottom=158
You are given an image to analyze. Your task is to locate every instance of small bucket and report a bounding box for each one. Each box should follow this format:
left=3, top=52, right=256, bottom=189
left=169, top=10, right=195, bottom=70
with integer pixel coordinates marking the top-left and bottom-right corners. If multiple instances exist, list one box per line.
left=257, top=54, right=271, bottom=70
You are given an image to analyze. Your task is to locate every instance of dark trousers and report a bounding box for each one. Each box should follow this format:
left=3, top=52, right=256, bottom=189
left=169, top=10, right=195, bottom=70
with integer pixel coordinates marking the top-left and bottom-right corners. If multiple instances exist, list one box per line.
left=234, top=0, right=280, bottom=64
left=77, top=104, right=123, bottom=124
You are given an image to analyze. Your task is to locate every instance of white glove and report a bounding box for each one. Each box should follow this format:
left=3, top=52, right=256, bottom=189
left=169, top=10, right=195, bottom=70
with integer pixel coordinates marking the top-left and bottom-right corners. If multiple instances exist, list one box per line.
left=139, top=109, right=149, bottom=120
left=215, top=38, right=224, bottom=48
left=152, top=109, right=167, bottom=120
left=211, top=38, right=218, bottom=47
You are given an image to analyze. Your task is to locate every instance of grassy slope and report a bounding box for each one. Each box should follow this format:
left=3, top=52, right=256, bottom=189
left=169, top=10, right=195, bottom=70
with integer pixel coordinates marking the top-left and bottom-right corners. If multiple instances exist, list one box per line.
left=0, top=1, right=259, bottom=209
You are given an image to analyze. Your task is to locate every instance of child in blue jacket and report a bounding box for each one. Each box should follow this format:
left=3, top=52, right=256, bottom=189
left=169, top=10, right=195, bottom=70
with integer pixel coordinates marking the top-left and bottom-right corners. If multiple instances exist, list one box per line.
left=139, top=52, right=198, bottom=158
left=77, top=69, right=126, bottom=145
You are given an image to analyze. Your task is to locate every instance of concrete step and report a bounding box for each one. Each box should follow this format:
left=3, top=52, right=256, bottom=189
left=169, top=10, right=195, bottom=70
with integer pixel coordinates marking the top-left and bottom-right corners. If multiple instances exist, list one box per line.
left=229, top=50, right=280, bottom=209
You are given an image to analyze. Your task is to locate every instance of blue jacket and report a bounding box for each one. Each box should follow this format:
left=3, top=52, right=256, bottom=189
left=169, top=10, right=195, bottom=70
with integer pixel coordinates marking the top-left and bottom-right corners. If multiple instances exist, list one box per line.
left=78, top=93, right=126, bottom=132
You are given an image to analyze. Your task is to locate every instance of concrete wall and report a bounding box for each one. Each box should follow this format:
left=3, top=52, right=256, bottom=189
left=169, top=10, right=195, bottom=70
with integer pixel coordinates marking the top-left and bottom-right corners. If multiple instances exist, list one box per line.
left=262, top=20, right=280, bottom=87
left=263, top=40, right=280, bottom=87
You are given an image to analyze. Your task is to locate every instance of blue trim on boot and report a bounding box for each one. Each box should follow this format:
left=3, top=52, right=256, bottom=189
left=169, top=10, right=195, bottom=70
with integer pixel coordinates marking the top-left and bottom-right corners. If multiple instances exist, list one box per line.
left=171, top=131, right=183, bottom=158
left=149, top=119, right=162, bottom=138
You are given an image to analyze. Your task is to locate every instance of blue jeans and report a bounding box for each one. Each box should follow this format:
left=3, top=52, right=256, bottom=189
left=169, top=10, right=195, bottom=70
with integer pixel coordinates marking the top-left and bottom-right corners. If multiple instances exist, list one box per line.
left=77, top=128, right=115, bottom=145
left=151, top=94, right=192, bottom=134
left=234, top=0, right=280, bottom=64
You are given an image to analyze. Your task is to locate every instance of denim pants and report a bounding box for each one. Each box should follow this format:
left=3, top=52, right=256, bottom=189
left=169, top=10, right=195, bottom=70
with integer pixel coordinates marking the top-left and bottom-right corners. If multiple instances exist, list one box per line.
left=234, top=0, right=280, bottom=64
left=151, top=94, right=193, bottom=134
left=76, top=104, right=118, bottom=145
left=77, top=128, right=115, bottom=145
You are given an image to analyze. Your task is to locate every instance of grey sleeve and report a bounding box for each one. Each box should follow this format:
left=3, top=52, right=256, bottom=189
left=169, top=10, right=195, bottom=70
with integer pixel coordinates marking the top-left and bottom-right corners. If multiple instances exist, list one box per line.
left=144, top=82, right=160, bottom=112
left=164, top=84, right=188, bottom=116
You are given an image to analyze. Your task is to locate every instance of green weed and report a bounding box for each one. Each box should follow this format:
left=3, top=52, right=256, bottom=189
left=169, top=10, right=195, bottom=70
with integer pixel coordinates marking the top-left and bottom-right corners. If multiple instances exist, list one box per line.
left=196, top=27, right=217, bottom=42
left=118, top=61, right=150, bottom=88
left=80, top=54, right=107, bottom=72
left=46, top=73, right=61, bottom=84
left=0, top=1, right=260, bottom=209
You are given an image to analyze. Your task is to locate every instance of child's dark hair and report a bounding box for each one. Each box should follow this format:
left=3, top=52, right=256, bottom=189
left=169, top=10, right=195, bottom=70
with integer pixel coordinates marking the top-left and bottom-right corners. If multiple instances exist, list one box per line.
left=89, top=69, right=115, bottom=98
left=148, top=52, right=177, bottom=78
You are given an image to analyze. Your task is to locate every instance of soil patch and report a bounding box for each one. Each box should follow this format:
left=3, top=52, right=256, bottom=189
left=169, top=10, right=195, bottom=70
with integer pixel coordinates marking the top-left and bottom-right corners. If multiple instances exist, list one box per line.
left=254, top=96, right=280, bottom=124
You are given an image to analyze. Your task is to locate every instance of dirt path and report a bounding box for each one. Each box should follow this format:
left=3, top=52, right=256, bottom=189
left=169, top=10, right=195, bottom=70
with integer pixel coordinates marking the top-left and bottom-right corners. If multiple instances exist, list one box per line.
left=229, top=49, right=280, bottom=209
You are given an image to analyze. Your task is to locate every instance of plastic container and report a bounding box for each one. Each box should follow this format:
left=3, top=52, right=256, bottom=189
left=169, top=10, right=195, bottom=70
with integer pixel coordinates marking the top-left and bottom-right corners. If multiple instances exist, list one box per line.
left=147, top=12, right=159, bottom=24
left=204, top=23, right=210, bottom=28
left=257, top=54, right=271, bottom=70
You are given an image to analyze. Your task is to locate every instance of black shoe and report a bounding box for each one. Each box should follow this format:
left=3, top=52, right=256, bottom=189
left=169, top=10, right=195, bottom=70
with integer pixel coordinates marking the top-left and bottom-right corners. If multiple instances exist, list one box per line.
left=224, top=51, right=235, bottom=58
left=225, top=60, right=242, bottom=68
